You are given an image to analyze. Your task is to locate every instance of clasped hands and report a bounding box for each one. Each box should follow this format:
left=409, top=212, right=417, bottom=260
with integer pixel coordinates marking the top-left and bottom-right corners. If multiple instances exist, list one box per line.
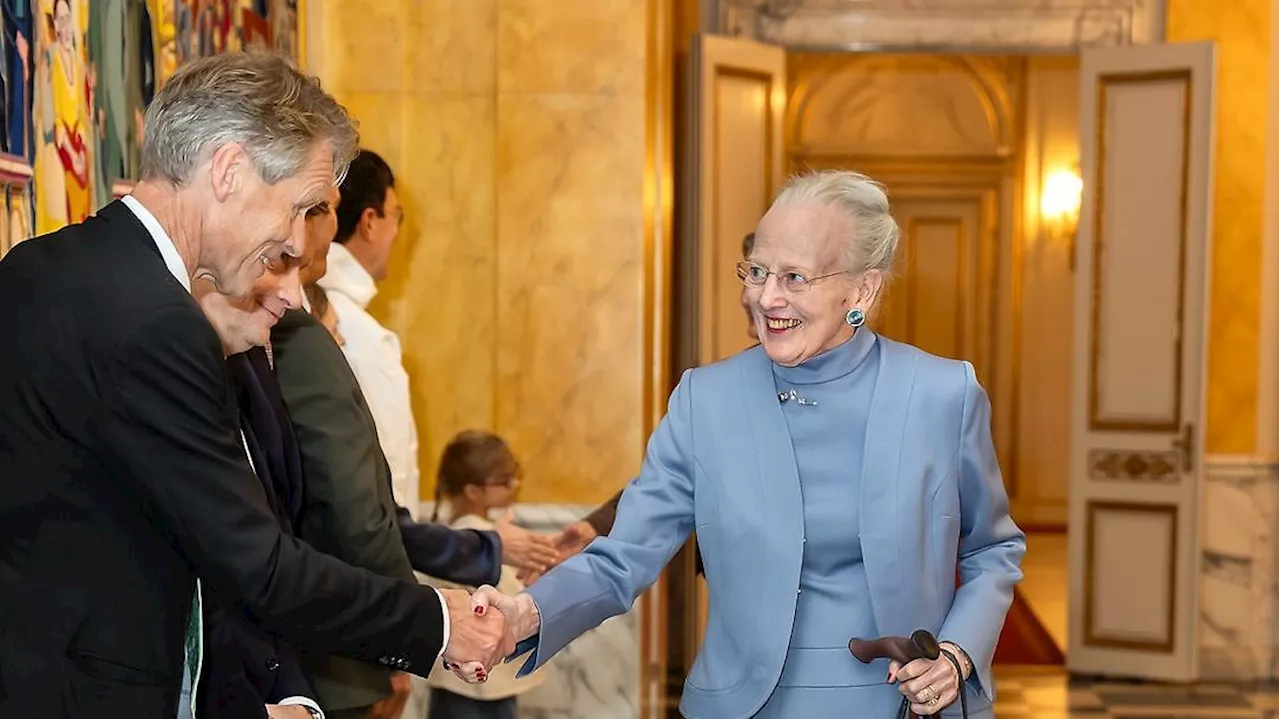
left=439, top=586, right=541, bottom=684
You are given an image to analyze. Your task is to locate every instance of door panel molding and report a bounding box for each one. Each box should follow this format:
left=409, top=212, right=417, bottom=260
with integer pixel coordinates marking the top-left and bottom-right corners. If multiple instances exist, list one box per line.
left=1088, top=70, right=1194, bottom=433
left=1067, top=41, right=1216, bottom=682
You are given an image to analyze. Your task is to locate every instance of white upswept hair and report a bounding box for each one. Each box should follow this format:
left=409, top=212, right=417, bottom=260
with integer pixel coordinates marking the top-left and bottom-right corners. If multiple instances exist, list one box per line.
left=771, top=170, right=900, bottom=277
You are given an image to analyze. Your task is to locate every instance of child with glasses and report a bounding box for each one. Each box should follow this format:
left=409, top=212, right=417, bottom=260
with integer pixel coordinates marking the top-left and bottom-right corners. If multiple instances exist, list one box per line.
left=426, top=430, right=549, bottom=719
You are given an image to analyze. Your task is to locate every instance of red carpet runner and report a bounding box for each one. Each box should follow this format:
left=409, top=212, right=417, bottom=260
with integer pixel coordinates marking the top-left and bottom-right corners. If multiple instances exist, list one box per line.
left=992, top=589, right=1064, bottom=665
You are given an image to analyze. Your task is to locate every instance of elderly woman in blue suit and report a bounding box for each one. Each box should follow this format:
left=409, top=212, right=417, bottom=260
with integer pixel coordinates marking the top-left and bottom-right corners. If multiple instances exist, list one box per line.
left=470, top=170, right=1025, bottom=718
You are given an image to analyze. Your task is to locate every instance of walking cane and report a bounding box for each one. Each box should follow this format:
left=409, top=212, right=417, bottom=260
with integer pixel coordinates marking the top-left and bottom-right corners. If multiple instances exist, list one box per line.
left=848, top=630, right=969, bottom=719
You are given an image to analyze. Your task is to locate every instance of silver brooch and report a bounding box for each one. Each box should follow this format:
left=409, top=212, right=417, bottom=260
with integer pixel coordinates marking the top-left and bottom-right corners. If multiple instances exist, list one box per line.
left=777, top=388, right=817, bottom=406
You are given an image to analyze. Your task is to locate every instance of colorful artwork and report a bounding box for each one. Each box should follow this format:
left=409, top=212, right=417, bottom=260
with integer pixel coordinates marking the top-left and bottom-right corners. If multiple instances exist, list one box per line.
left=0, top=0, right=298, bottom=238
left=239, top=7, right=266, bottom=50
left=0, top=153, right=33, bottom=257
left=147, top=0, right=177, bottom=86
left=33, top=0, right=92, bottom=235
left=88, top=0, right=152, bottom=207
left=4, top=0, right=34, bottom=160
left=269, top=0, right=293, bottom=61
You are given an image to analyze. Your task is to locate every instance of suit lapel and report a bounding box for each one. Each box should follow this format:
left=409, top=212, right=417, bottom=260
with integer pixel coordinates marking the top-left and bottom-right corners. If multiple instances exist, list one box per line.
left=858, top=338, right=918, bottom=636
left=247, top=346, right=305, bottom=524
left=739, top=348, right=804, bottom=574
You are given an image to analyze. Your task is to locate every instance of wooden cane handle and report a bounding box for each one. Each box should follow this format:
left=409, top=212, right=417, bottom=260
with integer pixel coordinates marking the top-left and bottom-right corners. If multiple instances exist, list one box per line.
left=847, top=629, right=941, bottom=665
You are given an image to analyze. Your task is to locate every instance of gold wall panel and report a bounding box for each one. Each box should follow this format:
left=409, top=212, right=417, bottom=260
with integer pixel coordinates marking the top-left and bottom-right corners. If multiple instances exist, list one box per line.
left=783, top=54, right=1024, bottom=503
left=1167, top=0, right=1271, bottom=455
left=787, top=53, right=1020, bottom=158
left=312, top=0, right=662, bottom=504
left=494, top=94, right=646, bottom=503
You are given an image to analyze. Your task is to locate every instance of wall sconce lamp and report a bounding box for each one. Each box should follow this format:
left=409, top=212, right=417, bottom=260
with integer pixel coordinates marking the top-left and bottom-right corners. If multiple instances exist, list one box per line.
left=1040, top=167, right=1083, bottom=269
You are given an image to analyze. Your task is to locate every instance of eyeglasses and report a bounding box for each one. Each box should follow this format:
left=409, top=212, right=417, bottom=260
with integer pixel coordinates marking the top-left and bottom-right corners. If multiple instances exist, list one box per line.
left=735, top=260, right=847, bottom=294
left=483, top=475, right=521, bottom=489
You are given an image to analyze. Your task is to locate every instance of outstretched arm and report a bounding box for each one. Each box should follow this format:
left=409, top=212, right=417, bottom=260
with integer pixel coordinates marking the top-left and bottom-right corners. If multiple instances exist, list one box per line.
left=395, top=504, right=503, bottom=587
left=503, top=370, right=701, bottom=675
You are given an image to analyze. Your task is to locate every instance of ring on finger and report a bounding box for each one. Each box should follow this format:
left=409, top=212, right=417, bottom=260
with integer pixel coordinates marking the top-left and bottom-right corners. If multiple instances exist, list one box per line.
left=920, top=685, right=936, bottom=702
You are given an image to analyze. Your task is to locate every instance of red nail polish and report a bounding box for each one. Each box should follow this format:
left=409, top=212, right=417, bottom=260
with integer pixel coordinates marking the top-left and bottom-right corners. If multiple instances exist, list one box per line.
left=474, top=606, right=484, bottom=615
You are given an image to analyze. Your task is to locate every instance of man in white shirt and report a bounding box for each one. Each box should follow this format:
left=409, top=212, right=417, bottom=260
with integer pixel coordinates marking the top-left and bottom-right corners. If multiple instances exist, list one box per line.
left=317, top=150, right=420, bottom=517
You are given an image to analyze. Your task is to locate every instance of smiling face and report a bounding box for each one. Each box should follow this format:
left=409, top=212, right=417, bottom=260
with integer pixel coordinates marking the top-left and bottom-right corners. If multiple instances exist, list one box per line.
left=194, top=258, right=301, bottom=355
left=746, top=201, right=882, bottom=367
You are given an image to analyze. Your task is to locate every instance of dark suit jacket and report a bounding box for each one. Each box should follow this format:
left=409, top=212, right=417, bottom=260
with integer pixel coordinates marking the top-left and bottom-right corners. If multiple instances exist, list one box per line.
left=0, top=202, right=445, bottom=719
left=271, top=309, right=501, bottom=711
left=397, top=505, right=502, bottom=589
left=196, top=349, right=314, bottom=719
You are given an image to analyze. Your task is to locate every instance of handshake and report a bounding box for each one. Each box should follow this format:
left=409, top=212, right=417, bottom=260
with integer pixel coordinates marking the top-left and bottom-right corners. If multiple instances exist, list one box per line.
left=438, top=586, right=541, bottom=683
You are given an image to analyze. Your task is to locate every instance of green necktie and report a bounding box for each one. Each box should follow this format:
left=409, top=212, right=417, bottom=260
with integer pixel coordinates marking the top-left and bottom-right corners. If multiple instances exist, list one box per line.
left=183, top=579, right=204, bottom=717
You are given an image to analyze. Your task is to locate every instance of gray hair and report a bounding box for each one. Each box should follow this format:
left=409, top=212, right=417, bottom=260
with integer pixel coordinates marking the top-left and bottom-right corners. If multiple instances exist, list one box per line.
left=140, top=51, right=359, bottom=187
left=772, top=170, right=900, bottom=276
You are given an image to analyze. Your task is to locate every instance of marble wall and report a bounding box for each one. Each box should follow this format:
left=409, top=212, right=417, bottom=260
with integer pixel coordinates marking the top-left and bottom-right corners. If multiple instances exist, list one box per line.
left=303, top=0, right=662, bottom=505
left=1166, top=0, right=1273, bottom=457
left=1199, top=457, right=1278, bottom=681
left=419, top=503, right=641, bottom=719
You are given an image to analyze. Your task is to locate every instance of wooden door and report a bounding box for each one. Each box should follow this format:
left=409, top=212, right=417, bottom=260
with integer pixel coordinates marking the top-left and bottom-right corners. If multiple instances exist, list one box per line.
left=1066, top=41, right=1216, bottom=682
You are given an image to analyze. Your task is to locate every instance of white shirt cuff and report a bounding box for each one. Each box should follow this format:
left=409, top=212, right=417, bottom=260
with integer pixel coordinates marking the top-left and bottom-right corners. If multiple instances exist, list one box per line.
left=276, top=696, right=324, bottom=718
left=435, top=587, right=450, bottom=664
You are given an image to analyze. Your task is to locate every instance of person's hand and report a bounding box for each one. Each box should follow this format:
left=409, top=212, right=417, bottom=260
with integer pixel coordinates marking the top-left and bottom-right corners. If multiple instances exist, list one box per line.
left=494, top=509, right=558, bottom=573
left=264, top=705, right=312, bottom=719
left=440, top=588, right=513, bottom=683
left=555, top=520, right=598, bottom=556
left=517, top=519, right=601, bottom=584
left=473, top=584, right=541, bottom=643
left=887, top=642, right=968, bottom=716
left=365, top=670, right=411, bottom=719
left=441, top=586, right=540, bottom=684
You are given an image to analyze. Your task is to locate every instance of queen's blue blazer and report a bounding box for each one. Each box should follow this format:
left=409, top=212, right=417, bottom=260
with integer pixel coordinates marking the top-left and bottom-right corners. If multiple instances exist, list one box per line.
left=519, top=337, right=1025, bottom=719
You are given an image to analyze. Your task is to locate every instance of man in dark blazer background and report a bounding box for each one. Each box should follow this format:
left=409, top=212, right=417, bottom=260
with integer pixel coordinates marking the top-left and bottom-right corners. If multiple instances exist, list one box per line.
left=0, top=52, right=509, bottom=718
left=275, top=197, right=555, bottom=718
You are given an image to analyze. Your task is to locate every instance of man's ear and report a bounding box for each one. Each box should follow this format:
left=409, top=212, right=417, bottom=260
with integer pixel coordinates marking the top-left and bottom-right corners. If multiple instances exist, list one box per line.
left=207, top=142, right=250, bottom=203
left=357, top=206, right=380, bottom=240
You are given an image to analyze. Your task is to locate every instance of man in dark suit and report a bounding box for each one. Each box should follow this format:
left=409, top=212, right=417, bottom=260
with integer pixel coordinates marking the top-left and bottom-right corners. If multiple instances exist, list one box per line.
left=273, top=307, right=507, bottom=718
left=193, top=278, right=323, bottom=719
left=194, top=212, right=527, bottom=719
left=274, top=190, right=529, bottom=718
left=0, top=52, right=508, bottom=718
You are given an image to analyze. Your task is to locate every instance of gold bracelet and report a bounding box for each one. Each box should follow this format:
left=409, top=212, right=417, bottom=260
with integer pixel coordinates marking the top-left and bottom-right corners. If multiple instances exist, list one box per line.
left=939, top=641, right=972, bottom=680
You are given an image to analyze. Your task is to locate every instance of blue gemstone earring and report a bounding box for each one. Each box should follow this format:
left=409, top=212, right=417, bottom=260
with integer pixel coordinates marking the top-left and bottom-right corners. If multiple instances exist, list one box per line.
left=845, top=307, right=866, bottom=328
